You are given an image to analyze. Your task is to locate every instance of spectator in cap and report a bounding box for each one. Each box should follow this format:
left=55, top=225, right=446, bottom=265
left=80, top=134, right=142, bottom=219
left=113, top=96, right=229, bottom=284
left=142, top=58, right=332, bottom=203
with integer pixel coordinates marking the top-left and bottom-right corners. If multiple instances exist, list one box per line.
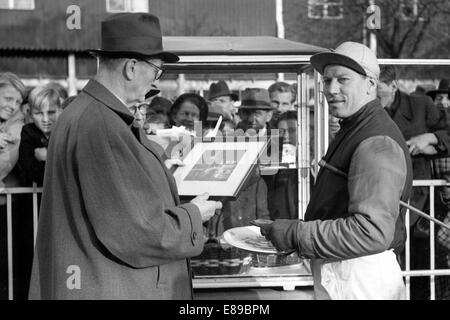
left=208, top=80, right=238, bottom=124
left=260, top=41, right=412, bottom=300
left=427, top=79, right=450, bottom=109
left=378, top=66, right=450, bottom=300
left=29, top=12, right=221, bottom=300
left=169, top=93, right=208, bottom=132
left=236, top=88, right=275, bottom=135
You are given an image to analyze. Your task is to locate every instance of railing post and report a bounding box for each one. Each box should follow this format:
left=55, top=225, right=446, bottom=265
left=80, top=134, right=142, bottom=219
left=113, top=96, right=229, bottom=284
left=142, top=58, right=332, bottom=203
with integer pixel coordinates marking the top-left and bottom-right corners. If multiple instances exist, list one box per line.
left=6, top=193, right=13, bottom=300
left=429, top=185, right=436, bottom=300
left=32, top=183, right=39, bottom=246
left=405, top=204, right=411, bottom=300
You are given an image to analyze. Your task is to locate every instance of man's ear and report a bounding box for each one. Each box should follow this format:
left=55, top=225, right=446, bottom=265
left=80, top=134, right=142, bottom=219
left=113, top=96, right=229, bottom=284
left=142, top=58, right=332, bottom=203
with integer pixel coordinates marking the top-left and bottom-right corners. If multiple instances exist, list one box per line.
left=390, top=80, right=398, bottom=91
left=367, top=77, right=377, bottom=95
left=124, top=58, right=138, bottom=81
left=266, top=110, right=273, bottom=122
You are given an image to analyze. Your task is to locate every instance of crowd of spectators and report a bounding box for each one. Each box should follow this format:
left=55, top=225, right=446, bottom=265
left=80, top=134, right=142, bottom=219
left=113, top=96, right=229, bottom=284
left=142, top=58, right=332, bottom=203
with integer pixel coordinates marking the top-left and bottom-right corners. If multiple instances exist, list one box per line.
left=0, top=70, right=449, bottom=300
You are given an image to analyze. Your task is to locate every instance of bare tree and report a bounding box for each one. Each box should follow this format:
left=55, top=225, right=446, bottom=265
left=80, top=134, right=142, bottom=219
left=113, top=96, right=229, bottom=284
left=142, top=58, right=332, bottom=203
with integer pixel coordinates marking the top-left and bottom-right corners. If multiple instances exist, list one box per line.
left=345, top=0, right=450, bottom=58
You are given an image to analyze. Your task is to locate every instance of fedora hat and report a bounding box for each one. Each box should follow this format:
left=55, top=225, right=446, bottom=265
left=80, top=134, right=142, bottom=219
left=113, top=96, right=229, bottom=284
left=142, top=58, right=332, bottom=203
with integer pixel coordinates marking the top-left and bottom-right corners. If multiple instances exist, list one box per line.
left=238, top=88, right=274, bottom=110
left=208, top=80, right=238, bottom=101
left=310, top=41, right=380, bottom=80
left=427, top=79, right=450, bottom=101
left=89, top=13, right=179, bottom=63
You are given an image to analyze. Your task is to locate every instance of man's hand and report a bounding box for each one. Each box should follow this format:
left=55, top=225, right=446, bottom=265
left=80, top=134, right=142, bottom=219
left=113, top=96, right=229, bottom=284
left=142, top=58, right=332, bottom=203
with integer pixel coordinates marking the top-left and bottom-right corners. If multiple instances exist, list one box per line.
left=190, top=193, right=223, bottom=223
left=0, top=132, right=14, bottom=150
left=260, top=219, right=299, bottom=252
left=406, top=133, right=438, bottom=156
left=34, top=147, right=47, bottom=162
left=420, top=145, right=438, bottom=155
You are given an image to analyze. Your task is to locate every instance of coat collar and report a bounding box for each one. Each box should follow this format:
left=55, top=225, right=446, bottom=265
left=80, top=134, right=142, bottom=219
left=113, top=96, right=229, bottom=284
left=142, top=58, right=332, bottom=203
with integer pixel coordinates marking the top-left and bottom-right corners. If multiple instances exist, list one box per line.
left=323, top=99, right=380, bottom=164
left=390, top=90, right=414, bottom=121
left=83, top=79, right=135, bottom=126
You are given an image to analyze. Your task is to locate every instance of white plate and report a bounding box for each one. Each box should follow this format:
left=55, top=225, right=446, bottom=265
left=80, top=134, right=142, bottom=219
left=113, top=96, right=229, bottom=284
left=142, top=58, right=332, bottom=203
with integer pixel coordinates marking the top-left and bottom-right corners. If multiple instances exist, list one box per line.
left=223, top=226, right=279, bottom=254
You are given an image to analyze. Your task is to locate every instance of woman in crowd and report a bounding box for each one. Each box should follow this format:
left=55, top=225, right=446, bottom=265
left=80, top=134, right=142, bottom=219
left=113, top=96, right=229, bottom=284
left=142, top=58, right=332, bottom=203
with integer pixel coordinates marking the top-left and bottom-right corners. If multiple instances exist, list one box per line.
left=169, top=93, right=208, bottom=132
left=0, top=72, right=27, bottom=300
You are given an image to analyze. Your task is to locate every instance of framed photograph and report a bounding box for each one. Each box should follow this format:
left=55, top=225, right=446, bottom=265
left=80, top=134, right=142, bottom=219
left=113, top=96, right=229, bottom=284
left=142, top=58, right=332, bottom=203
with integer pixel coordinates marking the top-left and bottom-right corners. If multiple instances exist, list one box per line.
left=173, top=140, right=268, bottom=199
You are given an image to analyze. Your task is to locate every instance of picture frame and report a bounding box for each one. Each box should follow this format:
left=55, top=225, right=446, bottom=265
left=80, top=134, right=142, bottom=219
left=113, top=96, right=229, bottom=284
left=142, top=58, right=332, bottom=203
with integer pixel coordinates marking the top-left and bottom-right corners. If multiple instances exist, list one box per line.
left=173, top=140, right=268, bottom=199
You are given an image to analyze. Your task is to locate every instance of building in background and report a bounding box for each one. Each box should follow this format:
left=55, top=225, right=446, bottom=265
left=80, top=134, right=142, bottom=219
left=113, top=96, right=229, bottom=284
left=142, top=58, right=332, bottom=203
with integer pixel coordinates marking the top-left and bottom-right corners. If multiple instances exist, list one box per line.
left=0, top=0, right=449, bottom=98
left=0, top=0, right=278, bottom=99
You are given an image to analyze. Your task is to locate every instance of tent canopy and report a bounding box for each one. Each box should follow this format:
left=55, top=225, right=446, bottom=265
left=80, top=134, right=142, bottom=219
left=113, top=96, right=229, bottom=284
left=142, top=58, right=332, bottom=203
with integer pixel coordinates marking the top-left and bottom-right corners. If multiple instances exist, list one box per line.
left=164, top=36, right=325, bottom=56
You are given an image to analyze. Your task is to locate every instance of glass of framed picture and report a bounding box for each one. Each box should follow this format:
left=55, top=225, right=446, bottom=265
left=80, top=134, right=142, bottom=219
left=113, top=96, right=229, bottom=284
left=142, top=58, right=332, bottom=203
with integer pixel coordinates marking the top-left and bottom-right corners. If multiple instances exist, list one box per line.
left=173, top=140, right=268, bottom=199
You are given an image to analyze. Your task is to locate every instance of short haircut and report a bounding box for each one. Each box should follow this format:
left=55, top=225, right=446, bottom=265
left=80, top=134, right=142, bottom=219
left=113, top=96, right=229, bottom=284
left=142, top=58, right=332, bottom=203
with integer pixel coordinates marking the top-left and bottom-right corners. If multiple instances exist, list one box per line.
left=97, top=53, right=165, bottom=70
left=46, top=82, right=68, bottom=100
left=379, top=65, right=397, bottom=84
left=268, top=81, right=296, bottom=103
left=0, top=72, right=27, bottom=101
left=28, top=84, right=64, bottom=112
left=169, top=93, right=209, bottom=124
left=97, top=54, right=127, bottom=70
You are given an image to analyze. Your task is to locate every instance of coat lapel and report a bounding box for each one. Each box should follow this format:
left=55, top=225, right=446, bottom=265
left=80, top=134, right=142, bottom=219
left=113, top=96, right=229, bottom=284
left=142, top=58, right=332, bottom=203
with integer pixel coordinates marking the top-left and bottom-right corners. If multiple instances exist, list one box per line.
left=131, top=125, right=180, bottom=205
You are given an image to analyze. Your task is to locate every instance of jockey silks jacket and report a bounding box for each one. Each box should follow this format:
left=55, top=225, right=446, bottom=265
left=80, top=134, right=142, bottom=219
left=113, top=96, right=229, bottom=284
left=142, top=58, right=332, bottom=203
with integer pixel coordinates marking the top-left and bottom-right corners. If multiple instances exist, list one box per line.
left=296, top=99, right=413, bottom=259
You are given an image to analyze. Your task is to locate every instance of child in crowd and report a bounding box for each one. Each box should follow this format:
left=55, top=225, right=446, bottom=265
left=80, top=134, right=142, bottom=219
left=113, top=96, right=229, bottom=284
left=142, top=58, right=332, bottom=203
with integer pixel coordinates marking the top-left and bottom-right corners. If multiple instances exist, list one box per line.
left=18, top=84, right=63, bottom=186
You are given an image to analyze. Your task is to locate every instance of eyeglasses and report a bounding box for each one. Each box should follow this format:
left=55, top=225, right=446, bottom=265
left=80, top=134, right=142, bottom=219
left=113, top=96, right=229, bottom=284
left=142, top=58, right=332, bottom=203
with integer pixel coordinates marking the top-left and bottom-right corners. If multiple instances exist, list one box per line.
left=139, top=59, right=164, bottom=80
left=129, top=105, right=148, bottom=115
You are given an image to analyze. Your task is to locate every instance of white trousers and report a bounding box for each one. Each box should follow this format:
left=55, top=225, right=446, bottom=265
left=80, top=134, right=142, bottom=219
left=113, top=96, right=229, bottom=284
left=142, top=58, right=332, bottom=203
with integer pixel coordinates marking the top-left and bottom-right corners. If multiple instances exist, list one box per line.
left=311, top=250, right=405, bottom=300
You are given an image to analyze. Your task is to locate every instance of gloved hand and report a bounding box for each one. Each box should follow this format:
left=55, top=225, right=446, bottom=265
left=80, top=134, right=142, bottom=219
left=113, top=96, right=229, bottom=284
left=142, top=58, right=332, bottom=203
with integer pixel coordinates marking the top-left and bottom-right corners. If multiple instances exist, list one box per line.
left=260, top=219, right=300, bottom=252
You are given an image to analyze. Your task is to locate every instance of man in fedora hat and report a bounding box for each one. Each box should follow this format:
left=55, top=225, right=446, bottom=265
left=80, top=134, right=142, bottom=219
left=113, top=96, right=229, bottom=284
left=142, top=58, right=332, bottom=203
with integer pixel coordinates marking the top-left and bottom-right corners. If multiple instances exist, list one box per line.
left=428, top=79, right=450, bottom=109
left=29, top=12, right=222, bottom=300
left=208, top=80, right=239, bottom=124
left=236, top=88, right=275, bottom=136
left=260, top=42, right=413, bottom=299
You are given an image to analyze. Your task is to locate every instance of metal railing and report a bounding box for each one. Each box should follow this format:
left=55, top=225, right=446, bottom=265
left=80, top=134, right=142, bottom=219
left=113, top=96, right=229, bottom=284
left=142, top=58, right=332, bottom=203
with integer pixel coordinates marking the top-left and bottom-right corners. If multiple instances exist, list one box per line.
left=404, top=179, right=450, bottom=300
left=1, top=181, right=450, bottom=300
left=1, top=185, right=42, bottom=300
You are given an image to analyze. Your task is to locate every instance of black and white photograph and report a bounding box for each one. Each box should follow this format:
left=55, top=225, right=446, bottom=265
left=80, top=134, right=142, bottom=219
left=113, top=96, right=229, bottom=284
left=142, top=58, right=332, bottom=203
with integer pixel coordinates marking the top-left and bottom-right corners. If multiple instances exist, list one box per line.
left=0, top=0, right=449, bottom=309
left=184, top=149, right=246, bottom=182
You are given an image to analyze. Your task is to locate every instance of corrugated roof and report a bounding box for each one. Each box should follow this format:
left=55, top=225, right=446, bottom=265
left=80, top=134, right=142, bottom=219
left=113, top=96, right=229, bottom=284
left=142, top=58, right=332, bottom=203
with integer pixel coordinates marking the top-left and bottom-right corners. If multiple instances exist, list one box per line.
left=0, top=0, right=278, bottom=52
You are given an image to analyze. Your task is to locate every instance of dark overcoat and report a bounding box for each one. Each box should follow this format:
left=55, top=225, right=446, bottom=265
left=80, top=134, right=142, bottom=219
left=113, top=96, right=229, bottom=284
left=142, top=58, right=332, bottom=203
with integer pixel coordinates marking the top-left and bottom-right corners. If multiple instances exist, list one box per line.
left=28, top=80, right=204, bottom=300
left=388, top=91, right=450, bottom=215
